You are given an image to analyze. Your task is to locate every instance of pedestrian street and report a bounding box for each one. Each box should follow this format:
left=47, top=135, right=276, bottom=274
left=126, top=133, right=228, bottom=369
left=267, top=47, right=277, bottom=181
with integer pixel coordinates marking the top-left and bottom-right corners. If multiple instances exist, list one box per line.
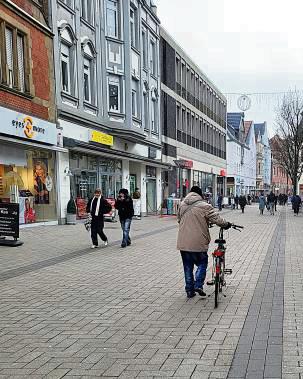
left=0, top=204, right=301, bottom=378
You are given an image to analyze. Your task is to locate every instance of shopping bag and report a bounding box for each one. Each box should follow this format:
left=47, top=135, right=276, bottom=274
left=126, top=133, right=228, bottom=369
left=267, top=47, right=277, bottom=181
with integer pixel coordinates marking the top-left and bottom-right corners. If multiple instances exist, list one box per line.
left=84, top=215, right=92, bottom=232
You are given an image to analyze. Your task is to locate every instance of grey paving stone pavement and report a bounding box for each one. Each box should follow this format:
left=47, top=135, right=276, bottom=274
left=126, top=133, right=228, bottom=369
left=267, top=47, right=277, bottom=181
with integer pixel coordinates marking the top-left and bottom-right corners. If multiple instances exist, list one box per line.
left=0, top=205, right=298, bottom=378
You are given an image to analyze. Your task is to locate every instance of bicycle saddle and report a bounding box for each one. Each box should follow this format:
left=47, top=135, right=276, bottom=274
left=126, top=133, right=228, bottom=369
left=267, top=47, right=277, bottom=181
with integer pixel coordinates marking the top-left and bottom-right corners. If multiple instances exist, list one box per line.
left=215, top=239, right=226, bottom=244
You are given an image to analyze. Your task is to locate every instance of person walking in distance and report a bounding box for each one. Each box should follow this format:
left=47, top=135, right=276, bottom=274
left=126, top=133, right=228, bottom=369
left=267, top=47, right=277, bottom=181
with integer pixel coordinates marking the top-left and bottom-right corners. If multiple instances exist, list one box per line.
left=267, top=191, right=276, bottom=215
left=235, top=194, right=239, bottom=209
left=86, top=189, right=112, bottom=248
left=239, top=195, right=247, bottom=213
left=292, top=194, right=302, bottom=215
left=115, top=189, right=134, bottom=248
left=177, top=186, right=232, bottom=299
left=217, top=192, right=223, bottom=211
left=230, top=194, right=235, bottom=210
left=259, top=192, right=266, bottom=215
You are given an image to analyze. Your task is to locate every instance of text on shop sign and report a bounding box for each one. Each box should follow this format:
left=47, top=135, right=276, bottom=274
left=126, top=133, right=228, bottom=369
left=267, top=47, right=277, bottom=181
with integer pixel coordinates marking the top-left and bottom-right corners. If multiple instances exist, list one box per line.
left=12, top=116, right=46, bottom=139
left=90, top=130, right=114, bottom=146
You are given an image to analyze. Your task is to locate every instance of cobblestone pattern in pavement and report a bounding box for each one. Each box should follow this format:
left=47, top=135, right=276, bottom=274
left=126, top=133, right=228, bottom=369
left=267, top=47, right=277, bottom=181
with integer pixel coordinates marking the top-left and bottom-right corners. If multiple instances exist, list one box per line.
left=228, top=209, right=285, bottom=379
left=283, top=209, right=303, bottom=379
left=0, top=206, right=280, bottom=378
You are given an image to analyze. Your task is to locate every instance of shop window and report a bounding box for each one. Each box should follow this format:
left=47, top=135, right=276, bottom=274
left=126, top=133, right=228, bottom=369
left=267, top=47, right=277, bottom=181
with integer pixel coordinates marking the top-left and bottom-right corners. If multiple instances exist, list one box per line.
left=108, top=75, right=121, bottom=113
left=0, top=148, right=57, bottom=224
left=106, top=0, right=119, bottom=38
left=0, top=21, right=29, bottom=93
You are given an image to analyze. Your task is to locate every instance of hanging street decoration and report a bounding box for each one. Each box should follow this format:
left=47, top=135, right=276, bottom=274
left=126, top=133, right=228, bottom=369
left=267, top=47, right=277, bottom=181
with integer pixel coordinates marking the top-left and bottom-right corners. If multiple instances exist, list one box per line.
left=237, top=94, right=252, bottom=111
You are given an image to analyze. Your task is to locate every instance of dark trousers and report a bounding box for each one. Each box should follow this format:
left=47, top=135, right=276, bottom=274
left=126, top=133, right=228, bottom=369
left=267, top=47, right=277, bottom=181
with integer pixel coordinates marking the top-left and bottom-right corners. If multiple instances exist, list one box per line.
left=91, top=218, right=107, bottom=246
left=241, top=206, right=245, bottom=213
left=180, top=251, right=208, bottom=292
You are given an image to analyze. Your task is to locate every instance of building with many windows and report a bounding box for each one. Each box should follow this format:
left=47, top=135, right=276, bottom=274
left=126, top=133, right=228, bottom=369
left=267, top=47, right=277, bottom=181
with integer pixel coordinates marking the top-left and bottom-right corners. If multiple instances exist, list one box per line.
left=226, top=114, right=256, bottom=196
left=270, top=136, right=291, bottom=194
left=254, top=122, right=271, bottom=193
left=0, top=0, right=61, bottom=226
left=50, top=0, right=164, bottom=221
left=160, top=28, right=227, bottom=202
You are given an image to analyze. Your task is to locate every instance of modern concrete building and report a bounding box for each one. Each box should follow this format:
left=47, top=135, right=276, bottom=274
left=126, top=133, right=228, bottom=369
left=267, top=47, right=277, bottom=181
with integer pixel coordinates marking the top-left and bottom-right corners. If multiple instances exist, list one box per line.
left=160, top=28, right=227, bottom=202
left=50, top=0, right=164, bottom=222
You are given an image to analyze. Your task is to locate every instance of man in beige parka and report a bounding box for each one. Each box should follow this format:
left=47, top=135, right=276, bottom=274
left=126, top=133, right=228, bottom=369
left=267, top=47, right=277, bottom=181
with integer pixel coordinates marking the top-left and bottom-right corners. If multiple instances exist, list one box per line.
left=177, top=186, right=231, bottom=298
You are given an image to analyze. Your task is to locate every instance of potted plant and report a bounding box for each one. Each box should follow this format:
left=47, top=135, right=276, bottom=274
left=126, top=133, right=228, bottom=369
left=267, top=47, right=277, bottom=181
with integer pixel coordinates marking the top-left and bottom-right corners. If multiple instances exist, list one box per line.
left=66, top=198, right=77, bottom=225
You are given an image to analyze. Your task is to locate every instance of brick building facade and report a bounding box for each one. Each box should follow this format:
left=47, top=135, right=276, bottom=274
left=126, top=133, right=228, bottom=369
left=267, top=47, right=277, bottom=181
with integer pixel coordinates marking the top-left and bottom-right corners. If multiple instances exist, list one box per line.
left=0, top=0, right=61, bottom=225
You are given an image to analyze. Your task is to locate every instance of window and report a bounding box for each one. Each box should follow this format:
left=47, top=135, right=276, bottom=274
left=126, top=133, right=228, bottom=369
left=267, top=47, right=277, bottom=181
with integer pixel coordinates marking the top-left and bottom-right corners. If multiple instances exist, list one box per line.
left=151, top=99, right=158, bottom=134
left=5, top=28, right=13, bottom=88
left=106, top=0, right=119, bottom=38
left=130, top=7, right=138, bottom=48
left=61, top=43, right=71, bottom=93
left=83, top=58, right=91, bottom=102
left=132, top=89, right=138, bottom=117
left=176, top=105, right=181, bottom=131
left=60, top=28, right=76, bottom=97
left=81, top=0, right=94, bottom=25
left=1, top=25, right=27, bottom=92
left=83, top=43, right=96, bottom=105
left=61, top=0, right=73, bottom=8
left=143, top=92, right=149, bottom=130
left=150, top=39, right=156, bottom=75
left=142, top=29, right=147, bottom=68
left=108, top=76, right=120, bottom=112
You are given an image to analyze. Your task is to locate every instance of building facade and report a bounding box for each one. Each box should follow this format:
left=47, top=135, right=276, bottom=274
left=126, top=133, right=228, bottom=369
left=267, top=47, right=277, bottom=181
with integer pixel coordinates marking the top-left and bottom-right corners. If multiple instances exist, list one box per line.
left=226, top=114, right=256, bottom=196
left=254, top=122, right=271, bottom=193
left=0, top=0, right=61, bottom=225
left=50, top=0, right=164, bottom=222
left=160, top=28, right=227, bottom=202
left=270, top=136, right=291, bottom=194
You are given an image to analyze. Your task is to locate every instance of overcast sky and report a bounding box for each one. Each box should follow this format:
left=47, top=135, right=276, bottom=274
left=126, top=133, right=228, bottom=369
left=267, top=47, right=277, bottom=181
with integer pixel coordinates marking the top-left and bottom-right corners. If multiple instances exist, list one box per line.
left=157, top=0, right=303, bottom=135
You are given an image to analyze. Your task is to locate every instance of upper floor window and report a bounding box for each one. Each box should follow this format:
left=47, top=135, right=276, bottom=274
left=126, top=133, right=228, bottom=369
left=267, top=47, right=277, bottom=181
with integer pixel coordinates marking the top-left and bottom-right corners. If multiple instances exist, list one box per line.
left=60, top=0, right=73, bottom=9
left=130, top=6, right=138, bottom=48
left=142, top=29, right=147, bottom=68
left=150, top=39, right=156, bottom=76
left=81, top=0, right=94, bottom=25
left=108, top=75, right=121, bottom=113
left=106, top=0, right=119, bottom=38
left=0, top=22, right=28, bottom=93
left=83, top=43, right=96, bottom=105
left=60, top=27, right=76, bottom=96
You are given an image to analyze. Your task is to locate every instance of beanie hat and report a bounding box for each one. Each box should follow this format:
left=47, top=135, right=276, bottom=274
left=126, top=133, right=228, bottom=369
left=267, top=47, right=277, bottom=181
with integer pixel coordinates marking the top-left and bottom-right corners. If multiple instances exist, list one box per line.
left=190, top=186, right=203, bottom=197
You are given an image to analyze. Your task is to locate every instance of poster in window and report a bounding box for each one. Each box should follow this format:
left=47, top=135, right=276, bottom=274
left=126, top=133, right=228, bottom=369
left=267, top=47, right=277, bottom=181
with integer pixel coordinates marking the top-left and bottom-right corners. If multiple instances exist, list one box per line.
left=33, top=158, right=49, bottom=204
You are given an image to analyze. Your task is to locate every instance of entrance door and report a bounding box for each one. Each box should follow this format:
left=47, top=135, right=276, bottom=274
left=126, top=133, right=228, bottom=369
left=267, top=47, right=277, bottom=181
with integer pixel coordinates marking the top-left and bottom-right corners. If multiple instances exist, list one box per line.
left=146, top=180, right=157, bottom=214
left=129, top=175, right=136, bottom=197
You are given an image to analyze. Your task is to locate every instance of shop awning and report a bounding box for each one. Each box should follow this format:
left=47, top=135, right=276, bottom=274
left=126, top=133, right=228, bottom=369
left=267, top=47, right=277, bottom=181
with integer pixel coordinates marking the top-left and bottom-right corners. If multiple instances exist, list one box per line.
left=0, top=134, right=68, bottom=153
left=64, top=138, right=171, bottom=169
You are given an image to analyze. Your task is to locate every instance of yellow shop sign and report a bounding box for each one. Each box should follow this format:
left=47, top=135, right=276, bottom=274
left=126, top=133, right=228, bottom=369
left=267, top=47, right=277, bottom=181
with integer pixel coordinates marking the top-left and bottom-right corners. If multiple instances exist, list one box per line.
left=90, top=130, right=113, bottom=146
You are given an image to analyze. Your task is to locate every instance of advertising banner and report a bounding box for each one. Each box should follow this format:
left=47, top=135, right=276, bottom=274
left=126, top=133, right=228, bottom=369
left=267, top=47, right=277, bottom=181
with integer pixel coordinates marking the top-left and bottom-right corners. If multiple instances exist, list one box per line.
left=0, top=203, right=20, bottom=238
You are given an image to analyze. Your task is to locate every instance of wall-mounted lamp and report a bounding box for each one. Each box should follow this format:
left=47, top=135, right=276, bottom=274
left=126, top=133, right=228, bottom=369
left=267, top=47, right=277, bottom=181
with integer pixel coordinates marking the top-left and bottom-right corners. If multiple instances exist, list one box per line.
left=64, top=167, right=73, bottom=177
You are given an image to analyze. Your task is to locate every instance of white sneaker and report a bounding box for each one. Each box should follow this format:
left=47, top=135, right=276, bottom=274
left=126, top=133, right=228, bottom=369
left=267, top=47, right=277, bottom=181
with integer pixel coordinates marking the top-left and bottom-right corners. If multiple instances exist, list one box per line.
left=104, top=240, right=108, bottom=247
left=91, top=245, right=97, bottom=249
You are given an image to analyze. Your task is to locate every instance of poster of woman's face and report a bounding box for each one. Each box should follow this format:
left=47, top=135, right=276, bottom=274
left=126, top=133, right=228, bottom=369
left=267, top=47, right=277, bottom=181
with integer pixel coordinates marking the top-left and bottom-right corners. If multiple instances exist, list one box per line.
left=33, top=158, right=49, bottom=204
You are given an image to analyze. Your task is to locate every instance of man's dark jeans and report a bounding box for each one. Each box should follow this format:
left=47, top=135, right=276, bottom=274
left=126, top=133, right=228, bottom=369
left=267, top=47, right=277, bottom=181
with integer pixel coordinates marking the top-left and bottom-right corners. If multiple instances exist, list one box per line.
left=180, top=251, right=208, bottom=292
left=120, top=218, right=132, bottom=245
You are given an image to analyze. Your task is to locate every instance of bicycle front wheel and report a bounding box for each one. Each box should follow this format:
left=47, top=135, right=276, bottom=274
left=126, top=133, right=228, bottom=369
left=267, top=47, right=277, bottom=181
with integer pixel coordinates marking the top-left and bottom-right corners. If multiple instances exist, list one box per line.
left=215, top=273, right=220, bottom=308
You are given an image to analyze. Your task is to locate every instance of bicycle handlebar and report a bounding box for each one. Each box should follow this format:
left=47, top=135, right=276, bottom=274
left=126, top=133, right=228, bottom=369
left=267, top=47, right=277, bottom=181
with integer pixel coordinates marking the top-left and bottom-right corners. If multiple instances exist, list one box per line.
left=231, top=224, right=244, bottom=231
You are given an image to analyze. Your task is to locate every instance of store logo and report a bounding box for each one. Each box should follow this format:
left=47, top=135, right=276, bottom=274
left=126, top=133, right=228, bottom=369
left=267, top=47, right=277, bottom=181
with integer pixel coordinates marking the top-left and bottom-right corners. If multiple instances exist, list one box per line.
left=11, top=115, right=46, bottom=140
left=24, top=116, right=34, bottom=138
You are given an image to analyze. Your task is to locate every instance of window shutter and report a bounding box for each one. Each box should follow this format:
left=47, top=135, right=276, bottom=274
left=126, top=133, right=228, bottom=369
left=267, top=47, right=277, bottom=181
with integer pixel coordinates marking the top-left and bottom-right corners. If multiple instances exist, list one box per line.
left=17, top=35, right=25, bottom=92
left=5, top=28, right=13, bottom=87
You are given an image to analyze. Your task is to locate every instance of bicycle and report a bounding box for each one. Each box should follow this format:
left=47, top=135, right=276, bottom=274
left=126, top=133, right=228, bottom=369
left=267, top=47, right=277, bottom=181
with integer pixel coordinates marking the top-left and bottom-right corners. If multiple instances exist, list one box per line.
left=207, top=224, right=243, bottom=308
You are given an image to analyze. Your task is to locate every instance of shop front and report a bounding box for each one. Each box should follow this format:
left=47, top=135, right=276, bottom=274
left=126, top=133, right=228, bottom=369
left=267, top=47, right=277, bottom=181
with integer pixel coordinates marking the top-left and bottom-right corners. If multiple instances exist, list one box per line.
left=0, top=106, right=59, bottom=225
left=69, top=152, right=122, bottom=219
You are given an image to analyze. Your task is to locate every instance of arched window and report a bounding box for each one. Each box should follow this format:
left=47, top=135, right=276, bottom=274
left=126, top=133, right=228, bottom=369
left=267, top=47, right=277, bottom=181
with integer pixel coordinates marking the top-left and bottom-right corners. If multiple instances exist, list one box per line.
left=82, top=41, right=96, bottom=105
left=59, top=26, right=77, bottom=96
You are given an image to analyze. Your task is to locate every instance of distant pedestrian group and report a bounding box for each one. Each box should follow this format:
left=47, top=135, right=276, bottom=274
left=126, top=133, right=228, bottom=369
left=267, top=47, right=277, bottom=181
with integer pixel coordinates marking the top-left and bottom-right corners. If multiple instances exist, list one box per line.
left=86, top=188, right=135, bottom=249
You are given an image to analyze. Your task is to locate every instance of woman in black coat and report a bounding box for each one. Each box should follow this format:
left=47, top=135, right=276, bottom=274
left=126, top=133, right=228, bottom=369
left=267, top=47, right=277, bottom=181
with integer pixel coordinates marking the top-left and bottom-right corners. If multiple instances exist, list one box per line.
left=86, top=189, right=112, bottom=248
